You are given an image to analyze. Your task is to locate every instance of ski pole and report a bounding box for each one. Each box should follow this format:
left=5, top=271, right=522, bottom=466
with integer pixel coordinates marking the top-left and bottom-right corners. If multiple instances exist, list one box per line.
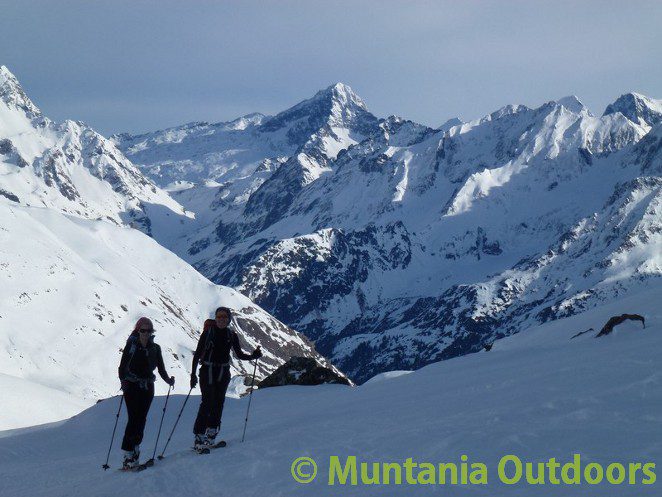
left=102, top=395, right=124, bottom=470
left=146, top=383, right=172, bottom=467
left=241, top=359, right=259, bottom=443
left=157, top=387, right=192, bottom=460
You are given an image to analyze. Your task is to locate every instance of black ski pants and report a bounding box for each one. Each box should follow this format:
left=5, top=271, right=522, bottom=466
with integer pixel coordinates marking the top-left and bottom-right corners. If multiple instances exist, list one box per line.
left=193, top=364, right=231, bottom=435
left=121, top=381, right=154, bottom=451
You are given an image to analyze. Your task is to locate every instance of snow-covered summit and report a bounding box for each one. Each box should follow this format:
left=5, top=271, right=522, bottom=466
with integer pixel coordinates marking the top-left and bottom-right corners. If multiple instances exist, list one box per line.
left=0, top=66, right=184, bottom=234
left=112, top=83, right=662, bottom=383
left=556, top=95, right=591, bottom=115
left=226, top=112, right=269, bottom=130
left=437, top=116, right=463, bottom=132
left=0, top=65, right=42, bottom=119
left=603, top=92, right=662, bottom=128
left=259, top=81, right=377, bottom=138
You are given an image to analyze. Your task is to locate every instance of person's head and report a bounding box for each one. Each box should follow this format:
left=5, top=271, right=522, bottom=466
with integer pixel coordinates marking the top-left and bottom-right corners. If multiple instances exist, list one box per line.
left=214, top=307, right=232, bottom=328
left=133, top=317, right=154, bottom=338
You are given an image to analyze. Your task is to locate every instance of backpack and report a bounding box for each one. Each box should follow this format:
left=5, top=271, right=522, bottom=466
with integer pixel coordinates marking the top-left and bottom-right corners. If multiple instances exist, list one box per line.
left=201, top=320, right=232, bottom=362
left=125, top=334, right=158, bottom=373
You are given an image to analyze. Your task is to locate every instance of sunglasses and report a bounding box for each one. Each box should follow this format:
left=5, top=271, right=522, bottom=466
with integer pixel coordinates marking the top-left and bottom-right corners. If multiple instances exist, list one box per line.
left=215, top=314, right=230, bottom=320
left=139, top=328, right=153, bottom=333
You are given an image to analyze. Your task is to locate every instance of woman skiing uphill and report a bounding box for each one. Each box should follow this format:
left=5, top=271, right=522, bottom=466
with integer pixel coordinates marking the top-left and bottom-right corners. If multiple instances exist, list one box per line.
left=190, top=307, right=262, bottom=451
left=118, top=317, right=175, bottom=469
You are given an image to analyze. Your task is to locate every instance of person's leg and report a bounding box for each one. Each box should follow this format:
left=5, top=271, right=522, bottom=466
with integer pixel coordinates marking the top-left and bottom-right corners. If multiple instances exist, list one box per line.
left=193, top=368, right=211, bottom=435
left=133, top=383, right=154, bottom=450
left=207, top=366, right=231, bottom=438
left=121, top=383, right=140, bottom=452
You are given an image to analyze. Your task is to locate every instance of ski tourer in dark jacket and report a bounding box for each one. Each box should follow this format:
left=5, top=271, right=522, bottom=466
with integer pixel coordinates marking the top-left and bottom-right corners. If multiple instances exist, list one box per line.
left=118, top=317, right=174, bottom=469
left=190, top=306, right=261, bottom=450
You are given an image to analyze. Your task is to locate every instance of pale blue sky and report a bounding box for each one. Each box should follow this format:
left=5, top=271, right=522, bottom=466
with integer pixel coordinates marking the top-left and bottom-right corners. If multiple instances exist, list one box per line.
left=1, top=0, right=660, bottom=135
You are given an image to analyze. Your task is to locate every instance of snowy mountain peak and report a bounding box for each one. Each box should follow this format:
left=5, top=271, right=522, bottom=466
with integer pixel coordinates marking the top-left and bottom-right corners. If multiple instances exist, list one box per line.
left=438, top=117, right=463, bottom=132
left=226, top=112, right=268, bottom=130
left=0, top=65, right=42, bottom=118
left=323, top=82, right=368, bottom=110
left=0, top=70, right=185, bottom=232
left=556, top=95, right=590, bottom=114
left=603, top=92, right=662, bottom=128
left=260, top=82, right=375, bottom=137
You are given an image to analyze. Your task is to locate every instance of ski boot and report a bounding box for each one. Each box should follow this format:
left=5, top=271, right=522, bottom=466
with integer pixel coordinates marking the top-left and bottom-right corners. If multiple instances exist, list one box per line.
left=122, top=447, right=140, bottom=470
left=194, top=434, right=210, bottom=454
left=204, top=427, right=226, bottom=449
left=205, top=427, right=218, bottom=445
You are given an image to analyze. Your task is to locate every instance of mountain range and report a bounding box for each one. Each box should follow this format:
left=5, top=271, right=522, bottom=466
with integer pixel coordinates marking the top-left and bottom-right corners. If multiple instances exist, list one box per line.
left=1, top=64, right=660, bottom=391
left=111, top=80, right=661, bottom=382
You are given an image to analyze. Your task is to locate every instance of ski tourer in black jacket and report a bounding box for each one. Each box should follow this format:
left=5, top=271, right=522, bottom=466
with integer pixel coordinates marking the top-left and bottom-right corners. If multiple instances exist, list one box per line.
left=117, top=321, right=174, bottom=457
left=118, top=333, right=171, bottom=387
left=190, top=312, right=261, bottom=444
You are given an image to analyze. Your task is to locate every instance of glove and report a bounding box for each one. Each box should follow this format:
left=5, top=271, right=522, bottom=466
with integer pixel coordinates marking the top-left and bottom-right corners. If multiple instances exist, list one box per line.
left=251, top=347, right=262, bottom=360
left=168, top=376, right=176, bottom=387
left=190, top=374, right=198, bottom=389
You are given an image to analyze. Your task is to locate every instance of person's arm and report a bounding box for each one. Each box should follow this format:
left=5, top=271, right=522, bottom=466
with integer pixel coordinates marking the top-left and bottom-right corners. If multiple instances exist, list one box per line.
left=191, top=328, right=207, bottom=375
left=231, top=331, right=261, bottom=361
left=118, top=340, right=132, bottom=380
left=155, top=345, right=173, bottom=385
left=190, top=328, right=208, bottom=388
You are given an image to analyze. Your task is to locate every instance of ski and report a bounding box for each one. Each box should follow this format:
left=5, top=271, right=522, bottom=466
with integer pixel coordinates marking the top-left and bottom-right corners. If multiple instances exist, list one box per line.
left=192, top=440, right=226, bottom=454
left=119, top=462, right=150, bottom=472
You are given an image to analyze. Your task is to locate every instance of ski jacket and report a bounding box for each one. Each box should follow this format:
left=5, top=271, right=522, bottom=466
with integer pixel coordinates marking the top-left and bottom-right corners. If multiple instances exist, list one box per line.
left=192, top=320, right=253, bottom=372
left=118, top=333, right=170, bottom=386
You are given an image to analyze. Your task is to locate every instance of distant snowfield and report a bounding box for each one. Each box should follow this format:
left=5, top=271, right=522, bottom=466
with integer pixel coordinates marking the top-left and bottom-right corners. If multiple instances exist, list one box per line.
left=0, top=291, right=659, bottom=496
left=0, top=373, right=92, bottom=431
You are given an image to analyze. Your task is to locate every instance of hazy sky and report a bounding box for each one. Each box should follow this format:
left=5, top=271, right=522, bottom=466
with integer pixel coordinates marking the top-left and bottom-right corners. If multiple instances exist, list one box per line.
left=1, top=0, right=661, bottom=135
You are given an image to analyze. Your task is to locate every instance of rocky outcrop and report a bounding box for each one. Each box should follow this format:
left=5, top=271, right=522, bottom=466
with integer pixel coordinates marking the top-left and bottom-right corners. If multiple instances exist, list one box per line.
left=257, top=356, right=352, bottom=389
left=596, top=314, right=646, bottom=337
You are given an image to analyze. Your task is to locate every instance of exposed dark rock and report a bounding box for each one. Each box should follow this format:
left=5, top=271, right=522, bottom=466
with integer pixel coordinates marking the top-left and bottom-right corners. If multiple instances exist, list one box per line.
left=596, top=314, right=645, bottom=337
left=0, top=188, right=19, bottom=203
left=570, top=328, right=594, bottom=339
left=188, top=237, right=210, bottom=256
left=257, top=356, right=351, bottom=389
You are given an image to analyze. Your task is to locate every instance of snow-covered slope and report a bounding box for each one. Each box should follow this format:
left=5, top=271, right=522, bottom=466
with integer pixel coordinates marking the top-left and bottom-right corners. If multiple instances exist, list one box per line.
left=0, top=373, right=90, bottom=431
left=116, top=85, right=661, bottom=383
left=0, top=67, right=348, bottom=429
left=0, top=66, right=185, bottom=235
left=0, top=202, right=335, bottom=426
left=0, top=291, right=659, bottom=496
